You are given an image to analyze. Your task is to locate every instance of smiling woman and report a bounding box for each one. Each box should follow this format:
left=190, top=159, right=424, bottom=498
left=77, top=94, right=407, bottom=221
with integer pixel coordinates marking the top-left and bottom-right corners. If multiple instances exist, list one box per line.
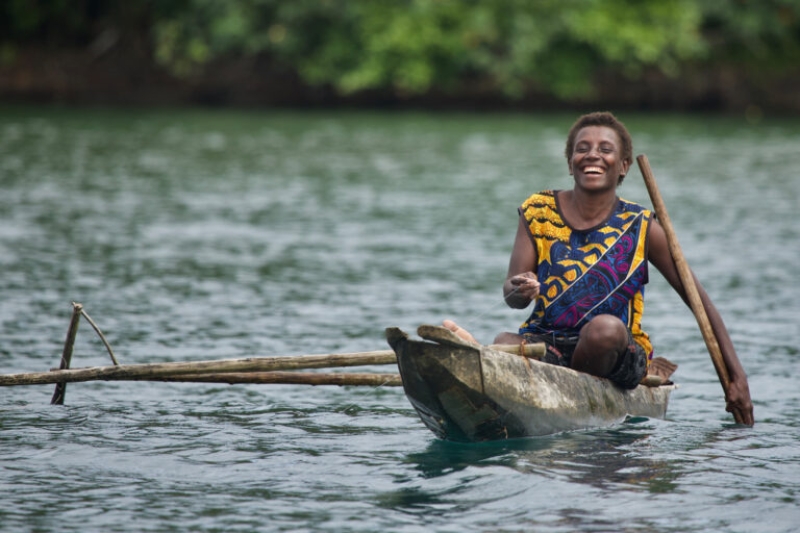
left=569, top=127, right=630, bottom=193
left=446, top=111, right=754, bottom=424
left=566, top=113, right=633, bottom=185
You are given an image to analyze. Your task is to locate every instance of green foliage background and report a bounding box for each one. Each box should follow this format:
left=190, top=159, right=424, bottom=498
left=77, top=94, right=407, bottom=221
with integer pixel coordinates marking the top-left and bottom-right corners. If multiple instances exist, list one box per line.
left=1, top=0, right=798, bottom=103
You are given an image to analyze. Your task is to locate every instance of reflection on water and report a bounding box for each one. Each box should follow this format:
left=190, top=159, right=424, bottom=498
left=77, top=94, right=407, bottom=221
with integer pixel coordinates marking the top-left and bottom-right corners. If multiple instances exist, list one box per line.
left=1, top=107, right=799, bottom=532
left=406, top=420, right=681, bottom=494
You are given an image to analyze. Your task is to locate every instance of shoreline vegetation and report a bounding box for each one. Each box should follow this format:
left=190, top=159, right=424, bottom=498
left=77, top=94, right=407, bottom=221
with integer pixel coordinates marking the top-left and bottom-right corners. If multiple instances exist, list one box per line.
left=1, top=1, right=798, bottom=115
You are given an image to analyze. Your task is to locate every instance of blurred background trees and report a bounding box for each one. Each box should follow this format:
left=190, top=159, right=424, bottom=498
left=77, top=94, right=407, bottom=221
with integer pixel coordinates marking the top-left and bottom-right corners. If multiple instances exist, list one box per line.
left=1, top=0, right=798, bottom=112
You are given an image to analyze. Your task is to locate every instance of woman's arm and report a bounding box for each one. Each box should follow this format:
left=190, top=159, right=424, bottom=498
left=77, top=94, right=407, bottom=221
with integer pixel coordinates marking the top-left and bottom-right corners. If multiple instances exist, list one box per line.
left=503, top=216, right=540, bottom=309
left=648, top=218, right=754, bottom=425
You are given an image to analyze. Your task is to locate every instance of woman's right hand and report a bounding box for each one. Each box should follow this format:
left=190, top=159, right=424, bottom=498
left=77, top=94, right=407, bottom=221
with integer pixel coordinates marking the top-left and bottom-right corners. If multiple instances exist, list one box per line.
left=505, top=272, right=540, bottom=305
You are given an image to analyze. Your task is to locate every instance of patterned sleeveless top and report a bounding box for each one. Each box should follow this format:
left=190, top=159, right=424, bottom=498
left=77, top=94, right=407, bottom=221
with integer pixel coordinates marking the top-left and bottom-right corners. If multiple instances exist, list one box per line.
left=519, top=190, right=653, bottom=357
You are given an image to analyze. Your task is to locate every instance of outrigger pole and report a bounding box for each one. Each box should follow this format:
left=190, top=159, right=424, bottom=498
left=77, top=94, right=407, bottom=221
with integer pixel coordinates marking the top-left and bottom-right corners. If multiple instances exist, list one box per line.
left=2, top=303, right=544, bottom=404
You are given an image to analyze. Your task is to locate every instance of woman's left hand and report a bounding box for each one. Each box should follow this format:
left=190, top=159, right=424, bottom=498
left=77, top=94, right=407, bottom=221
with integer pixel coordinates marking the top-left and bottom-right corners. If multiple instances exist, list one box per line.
left=725, top=375, right=755, bottom=426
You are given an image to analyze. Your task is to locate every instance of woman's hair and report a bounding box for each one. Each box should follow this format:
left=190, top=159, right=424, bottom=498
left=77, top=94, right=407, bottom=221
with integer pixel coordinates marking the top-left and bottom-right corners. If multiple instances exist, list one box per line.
left=564, top=112, right=633, bottom=184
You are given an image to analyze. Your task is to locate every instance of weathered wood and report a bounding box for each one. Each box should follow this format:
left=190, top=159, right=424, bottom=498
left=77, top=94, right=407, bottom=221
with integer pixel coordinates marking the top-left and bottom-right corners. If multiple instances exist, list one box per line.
left=388, top=325, right=676, bottom=442
left=0, top=350, right=401, bottom=387
left=140, top=371, right=402, bottom=387
left=0, top=338, right=543, bottom=388
left=51, top=302, right=83, bottom=405
left=637, top=155, right=743, bottom=424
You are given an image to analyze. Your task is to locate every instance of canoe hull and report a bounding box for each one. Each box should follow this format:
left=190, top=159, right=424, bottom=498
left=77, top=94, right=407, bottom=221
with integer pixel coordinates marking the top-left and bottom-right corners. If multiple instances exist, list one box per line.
left=387, top=326, right=675, bottom=442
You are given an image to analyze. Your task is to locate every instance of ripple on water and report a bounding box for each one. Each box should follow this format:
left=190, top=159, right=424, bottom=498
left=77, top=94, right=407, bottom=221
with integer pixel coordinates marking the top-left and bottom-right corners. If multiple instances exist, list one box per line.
left=1, top=109, right=799, bottom=533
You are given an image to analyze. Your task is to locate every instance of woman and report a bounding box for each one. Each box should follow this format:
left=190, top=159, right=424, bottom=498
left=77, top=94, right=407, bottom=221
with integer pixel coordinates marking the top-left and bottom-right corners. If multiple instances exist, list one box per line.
left=446, top=112, right=754, bottom=425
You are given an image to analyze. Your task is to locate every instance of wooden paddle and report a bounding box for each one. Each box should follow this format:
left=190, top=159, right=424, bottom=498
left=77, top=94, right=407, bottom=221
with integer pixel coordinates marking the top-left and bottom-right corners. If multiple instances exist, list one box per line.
left=637, top=155, right=744, bottom=423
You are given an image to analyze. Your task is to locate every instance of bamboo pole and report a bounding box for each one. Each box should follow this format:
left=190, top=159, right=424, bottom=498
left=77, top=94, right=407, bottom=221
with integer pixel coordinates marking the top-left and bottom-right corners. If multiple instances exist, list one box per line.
left=493, top=343, right=545, bottom=360
left=1, top=340, right=543, bottom=388
left=140, top=371, right=402, bottom=387
left=637, top=155, right=743, bottom=423
left=0, top=351, right=401, bottom=387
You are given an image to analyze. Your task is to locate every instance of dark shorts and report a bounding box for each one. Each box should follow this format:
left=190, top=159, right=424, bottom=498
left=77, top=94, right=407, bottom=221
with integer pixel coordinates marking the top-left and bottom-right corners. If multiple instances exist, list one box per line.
left=522, top=329, right=647, bottom=390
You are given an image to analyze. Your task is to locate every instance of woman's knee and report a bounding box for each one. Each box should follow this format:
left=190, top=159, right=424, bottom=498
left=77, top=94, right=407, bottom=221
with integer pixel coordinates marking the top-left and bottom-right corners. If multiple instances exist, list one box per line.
left=571, top=315, right=628, bottom=377
left=580, top=315, right=628, bottom=350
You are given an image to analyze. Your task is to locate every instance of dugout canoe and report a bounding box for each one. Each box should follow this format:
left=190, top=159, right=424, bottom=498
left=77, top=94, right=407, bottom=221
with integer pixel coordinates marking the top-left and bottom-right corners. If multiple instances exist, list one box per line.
left=386, top=325, right=676, bottom=442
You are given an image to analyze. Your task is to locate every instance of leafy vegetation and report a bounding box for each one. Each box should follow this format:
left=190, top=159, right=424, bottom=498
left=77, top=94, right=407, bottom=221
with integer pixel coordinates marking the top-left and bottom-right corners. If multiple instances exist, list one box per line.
left=2, top=0, right=798, bottom=103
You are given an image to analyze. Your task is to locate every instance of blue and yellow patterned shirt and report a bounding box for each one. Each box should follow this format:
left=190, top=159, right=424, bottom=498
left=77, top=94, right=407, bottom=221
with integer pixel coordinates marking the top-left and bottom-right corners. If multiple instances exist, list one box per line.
left=519, top=190, right=653, bottom=359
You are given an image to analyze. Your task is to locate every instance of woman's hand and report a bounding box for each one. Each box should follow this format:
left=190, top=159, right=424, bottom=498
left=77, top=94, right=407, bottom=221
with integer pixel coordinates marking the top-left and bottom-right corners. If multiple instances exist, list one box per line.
left=725, top=374, right=755, bottom=426
left=505, top=272, right=540, bottom=307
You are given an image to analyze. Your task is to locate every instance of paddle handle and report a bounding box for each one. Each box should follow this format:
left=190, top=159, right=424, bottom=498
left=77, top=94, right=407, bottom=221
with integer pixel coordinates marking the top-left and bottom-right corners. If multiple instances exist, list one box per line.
left=636, top=155, right=731, bottom=391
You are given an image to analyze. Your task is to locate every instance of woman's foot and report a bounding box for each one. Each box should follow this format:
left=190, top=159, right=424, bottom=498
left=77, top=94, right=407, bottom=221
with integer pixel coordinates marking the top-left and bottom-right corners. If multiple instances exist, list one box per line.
left=442, top=320, right=478, bottom=343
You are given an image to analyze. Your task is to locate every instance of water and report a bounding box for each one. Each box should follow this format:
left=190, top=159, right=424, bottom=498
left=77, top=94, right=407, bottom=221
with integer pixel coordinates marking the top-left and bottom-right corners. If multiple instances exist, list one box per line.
left=1, top=106, right=798, bottom=532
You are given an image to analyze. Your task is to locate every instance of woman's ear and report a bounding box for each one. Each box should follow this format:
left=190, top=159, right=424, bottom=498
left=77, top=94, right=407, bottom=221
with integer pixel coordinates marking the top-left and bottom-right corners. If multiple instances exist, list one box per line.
left=617, top=159, right=631, bottom=185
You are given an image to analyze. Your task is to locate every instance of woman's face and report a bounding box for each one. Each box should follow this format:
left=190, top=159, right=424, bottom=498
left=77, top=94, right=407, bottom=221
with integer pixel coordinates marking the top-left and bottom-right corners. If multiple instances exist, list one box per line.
left=568, top=126, right=630, bottom=191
